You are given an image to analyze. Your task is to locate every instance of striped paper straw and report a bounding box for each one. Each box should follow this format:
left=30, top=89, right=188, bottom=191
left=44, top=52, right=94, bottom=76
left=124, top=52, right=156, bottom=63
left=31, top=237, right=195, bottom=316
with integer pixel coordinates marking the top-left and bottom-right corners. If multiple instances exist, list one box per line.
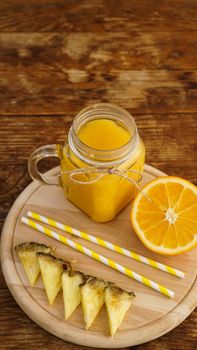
left=21, top=216, right=174, bottom=298
left=27, top=210, right=184, bottom=279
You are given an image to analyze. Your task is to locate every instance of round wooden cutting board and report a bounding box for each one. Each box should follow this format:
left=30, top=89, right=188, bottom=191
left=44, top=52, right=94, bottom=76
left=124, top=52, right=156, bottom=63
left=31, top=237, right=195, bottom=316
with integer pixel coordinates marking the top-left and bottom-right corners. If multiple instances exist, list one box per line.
left=1, top=165, right=197, bottom=348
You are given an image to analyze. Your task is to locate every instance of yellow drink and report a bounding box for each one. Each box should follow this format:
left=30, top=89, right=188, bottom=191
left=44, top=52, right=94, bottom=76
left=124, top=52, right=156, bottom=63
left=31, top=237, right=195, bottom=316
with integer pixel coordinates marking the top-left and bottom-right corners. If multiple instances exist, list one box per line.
left=78, top=119, right=131, bottom=150
left=61, top=112, right=145, bottom=222
left=28, top=104, right=145, bottom=222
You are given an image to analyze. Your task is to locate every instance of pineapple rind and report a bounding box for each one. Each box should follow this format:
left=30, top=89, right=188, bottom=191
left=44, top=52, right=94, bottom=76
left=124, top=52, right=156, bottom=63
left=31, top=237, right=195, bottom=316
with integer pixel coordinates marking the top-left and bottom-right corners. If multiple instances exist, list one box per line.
left=15, top=242, right=52, bottom=286
left=105, top=285, right=135, bottom=337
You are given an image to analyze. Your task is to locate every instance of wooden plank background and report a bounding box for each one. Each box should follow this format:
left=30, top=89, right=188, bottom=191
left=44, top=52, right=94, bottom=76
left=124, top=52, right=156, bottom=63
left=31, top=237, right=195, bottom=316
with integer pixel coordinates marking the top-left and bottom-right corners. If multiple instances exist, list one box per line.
left=0, top=1, right=196, bottom=349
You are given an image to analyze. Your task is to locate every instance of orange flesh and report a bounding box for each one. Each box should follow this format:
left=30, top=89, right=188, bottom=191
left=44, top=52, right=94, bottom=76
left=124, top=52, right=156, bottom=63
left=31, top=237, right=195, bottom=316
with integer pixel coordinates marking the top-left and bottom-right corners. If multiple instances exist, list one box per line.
left=132, top=177, right=197, bottom=255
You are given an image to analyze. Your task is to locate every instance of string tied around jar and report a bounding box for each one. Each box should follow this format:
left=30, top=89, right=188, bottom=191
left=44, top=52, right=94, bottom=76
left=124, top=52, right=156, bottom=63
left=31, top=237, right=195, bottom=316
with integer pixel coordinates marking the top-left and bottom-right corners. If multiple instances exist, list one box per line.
left=58, top=166, right=151, bottom=202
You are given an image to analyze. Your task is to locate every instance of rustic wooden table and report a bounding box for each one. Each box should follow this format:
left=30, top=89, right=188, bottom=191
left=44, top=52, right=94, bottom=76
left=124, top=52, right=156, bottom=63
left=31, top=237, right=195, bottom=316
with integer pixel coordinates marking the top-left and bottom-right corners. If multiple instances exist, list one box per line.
left=0, top=1, right=196, bottom=349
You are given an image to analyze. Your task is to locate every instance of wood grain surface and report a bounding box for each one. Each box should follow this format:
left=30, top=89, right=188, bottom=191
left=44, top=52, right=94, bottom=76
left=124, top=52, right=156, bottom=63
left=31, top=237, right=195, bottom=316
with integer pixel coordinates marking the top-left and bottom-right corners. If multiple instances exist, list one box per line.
left=0, top=0, right=197, bottom=349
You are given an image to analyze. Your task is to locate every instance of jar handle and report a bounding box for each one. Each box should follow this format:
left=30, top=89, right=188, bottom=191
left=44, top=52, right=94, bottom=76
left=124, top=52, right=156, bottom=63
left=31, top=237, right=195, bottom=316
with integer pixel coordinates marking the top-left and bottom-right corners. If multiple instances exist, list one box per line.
left=28, top=144, right=62, bottom=185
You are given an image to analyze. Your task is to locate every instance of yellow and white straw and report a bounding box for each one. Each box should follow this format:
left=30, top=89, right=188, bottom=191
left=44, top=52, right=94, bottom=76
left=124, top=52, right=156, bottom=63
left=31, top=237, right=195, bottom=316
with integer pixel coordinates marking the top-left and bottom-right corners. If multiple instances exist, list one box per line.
left=27, top=211, right=184, bottom=279
left=22, top=216, right=174, bottom=298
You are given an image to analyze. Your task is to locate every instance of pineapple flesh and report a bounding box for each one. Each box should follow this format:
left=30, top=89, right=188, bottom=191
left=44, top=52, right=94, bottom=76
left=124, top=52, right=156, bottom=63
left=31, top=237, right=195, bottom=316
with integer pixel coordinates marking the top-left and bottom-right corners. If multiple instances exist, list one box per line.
left=16, top=241, right=137, bottom=337
left=81, top=277, right=107, bottom=330
left=37, top=253, right=70, bottom=305
left=104, top=285, right=135, bottom=337
left=15, top=242, right=52, bottom=286
left=62, top=270, right=85, bottom=319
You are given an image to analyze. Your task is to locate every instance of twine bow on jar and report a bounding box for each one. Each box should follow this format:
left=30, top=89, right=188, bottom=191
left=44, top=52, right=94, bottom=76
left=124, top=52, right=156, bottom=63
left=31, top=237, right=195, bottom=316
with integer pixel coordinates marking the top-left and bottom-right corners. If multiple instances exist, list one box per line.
left=59, top=166, right=151, bottom=202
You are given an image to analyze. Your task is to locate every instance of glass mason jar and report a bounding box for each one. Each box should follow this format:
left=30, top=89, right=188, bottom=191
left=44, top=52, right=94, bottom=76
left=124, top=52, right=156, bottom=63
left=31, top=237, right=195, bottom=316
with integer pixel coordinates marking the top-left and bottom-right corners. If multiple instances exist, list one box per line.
left=28, top=103, right=145, bottom=222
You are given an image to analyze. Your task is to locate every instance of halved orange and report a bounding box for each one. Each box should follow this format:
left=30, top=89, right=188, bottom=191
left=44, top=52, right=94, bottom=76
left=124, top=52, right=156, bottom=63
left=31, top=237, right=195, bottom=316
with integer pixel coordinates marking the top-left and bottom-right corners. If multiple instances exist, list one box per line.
left=131, top=176, right=197, bottom=255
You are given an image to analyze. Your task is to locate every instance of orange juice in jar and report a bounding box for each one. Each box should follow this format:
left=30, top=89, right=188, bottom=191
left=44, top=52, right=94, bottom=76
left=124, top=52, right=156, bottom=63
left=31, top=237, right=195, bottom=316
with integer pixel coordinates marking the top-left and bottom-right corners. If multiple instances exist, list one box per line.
left=28, top=104, right=145, bottom=222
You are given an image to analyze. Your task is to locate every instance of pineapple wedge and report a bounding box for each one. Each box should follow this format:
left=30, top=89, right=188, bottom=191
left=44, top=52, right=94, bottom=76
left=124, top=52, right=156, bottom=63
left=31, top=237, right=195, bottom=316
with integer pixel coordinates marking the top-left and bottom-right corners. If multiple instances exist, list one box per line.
left=37, top=253, right=70, bottom=305
left=62, top=270, right=85, bottom=319
left=81, top=277, right=107, bottom=330
left=15, top=242, right=52, bottom=286
left=104, top=285, right=135, bottom=337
